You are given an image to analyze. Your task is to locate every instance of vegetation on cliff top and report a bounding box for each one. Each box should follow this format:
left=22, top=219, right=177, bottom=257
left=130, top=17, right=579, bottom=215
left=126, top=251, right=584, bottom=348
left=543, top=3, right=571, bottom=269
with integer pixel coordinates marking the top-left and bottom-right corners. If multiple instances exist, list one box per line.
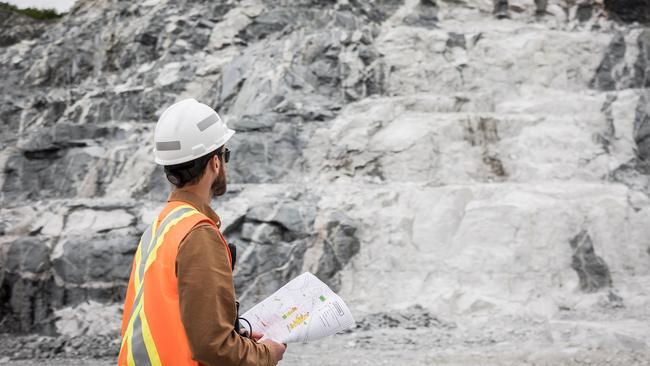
left=0, top=2, right=64, bottom=20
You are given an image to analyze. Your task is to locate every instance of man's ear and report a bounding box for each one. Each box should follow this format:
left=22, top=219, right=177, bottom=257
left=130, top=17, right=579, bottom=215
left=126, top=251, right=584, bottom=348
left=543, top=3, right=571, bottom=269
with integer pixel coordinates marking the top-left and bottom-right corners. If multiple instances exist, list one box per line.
left=211, top=154, right=221, bottom=173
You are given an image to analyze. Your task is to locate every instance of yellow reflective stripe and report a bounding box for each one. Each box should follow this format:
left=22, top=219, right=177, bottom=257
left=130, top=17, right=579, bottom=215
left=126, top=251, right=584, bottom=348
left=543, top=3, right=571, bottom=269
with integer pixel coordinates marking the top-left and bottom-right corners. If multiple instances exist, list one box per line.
left=132, top=242, right=142, bottom=291
left=123, top=297, right=143, bottom=366
left=122, top=251, right=144, bottom=366
left=143, top=210, right=201, bottom=272
left=140, top=297, right=162, bottom=366
left=132, top=205, right=190, bottom=293
left=134, top=218, right=159, bottom=293
left=127, top=342, right=135, bottom=366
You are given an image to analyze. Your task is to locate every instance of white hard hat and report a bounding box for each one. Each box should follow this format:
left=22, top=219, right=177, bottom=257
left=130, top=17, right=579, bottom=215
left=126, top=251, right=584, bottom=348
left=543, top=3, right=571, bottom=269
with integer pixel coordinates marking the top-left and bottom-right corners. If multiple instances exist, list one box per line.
left=154, top=98, right=235, bottom=166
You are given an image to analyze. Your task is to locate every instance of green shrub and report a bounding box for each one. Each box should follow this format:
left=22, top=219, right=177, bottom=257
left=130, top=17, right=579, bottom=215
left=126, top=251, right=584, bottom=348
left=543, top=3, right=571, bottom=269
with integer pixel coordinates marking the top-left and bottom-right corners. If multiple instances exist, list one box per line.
left=0, top=2, right=65, bottom=20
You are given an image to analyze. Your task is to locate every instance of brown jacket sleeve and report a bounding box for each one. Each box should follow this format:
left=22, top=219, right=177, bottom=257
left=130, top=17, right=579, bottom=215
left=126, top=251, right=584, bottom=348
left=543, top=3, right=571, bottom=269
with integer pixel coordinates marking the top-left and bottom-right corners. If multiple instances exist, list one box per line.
left=176, top=224, right=272, bottom=366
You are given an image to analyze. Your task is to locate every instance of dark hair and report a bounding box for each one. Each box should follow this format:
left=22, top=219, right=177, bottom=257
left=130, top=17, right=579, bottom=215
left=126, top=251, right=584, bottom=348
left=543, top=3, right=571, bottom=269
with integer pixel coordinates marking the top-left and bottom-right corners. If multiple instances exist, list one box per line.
left=164, top=146, right=223, bottom=188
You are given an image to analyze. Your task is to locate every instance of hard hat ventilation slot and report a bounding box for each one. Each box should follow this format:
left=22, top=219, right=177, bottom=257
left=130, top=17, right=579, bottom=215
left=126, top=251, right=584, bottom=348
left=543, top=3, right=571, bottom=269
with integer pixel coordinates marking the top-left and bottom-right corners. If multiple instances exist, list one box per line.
left=196, top=114, right=218, bottom=131
left=156, top=141, right=181, bottom=151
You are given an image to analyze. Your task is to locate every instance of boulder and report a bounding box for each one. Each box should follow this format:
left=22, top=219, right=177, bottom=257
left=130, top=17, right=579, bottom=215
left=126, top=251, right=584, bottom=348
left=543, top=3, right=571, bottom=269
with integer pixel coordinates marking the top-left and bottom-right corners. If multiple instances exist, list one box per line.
left=54, top=301, right=121, bottom=338
left=0, top=237, right=54, bottom=333
left=311, top=211, right=361, bottom=290
left=604, top=0, right=650, bottom=24
left=569, top=231, right=613, bottom=292
left=52, top=234, right=137, bottom=287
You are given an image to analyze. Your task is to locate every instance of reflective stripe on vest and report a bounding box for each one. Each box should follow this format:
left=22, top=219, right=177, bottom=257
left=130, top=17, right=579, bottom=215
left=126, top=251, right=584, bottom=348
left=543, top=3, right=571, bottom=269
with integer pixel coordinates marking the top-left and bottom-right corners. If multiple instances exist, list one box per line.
left=118, top=202, right=231, bottom=366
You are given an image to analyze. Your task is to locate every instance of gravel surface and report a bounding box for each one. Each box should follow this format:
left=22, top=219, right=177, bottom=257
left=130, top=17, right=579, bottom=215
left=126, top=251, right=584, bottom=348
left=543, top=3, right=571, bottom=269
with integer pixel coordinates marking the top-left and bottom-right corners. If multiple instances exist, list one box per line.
left=2, top=330, right=649, bottom=366
left=2, top=307, right=648, bottom=366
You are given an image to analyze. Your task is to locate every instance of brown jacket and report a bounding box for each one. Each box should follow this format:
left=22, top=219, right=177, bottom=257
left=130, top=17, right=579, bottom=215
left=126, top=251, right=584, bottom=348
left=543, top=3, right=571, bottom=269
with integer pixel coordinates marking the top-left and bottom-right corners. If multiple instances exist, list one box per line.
left=171, top=190, right=271, bottom=366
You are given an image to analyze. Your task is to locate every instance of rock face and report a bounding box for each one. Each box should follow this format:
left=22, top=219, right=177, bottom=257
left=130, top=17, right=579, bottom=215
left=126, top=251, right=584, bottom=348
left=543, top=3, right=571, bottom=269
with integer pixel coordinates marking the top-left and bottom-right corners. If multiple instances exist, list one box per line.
left=604, top=0, right=650, bottom=25
left=569, top=230, right=613, bottom=292
left=0, top=7, right=58, bottom=47
left=1, top=0, right=650, bottom=355
left=0, top=202, right=140, bottom=333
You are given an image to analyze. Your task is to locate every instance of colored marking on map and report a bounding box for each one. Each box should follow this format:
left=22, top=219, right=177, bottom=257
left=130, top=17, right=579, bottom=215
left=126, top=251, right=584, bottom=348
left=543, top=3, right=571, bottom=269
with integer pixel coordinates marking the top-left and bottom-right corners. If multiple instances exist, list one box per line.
left=282, top=306, right=298, bottom=320
left=287, top=312, right=310, bottom=332
left=319, top=295, right=326, bottom=302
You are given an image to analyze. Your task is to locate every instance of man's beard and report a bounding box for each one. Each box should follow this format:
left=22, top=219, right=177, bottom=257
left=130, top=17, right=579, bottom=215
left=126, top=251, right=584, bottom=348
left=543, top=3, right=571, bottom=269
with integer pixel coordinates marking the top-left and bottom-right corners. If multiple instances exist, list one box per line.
left=210, top=164, right=227, bottom=197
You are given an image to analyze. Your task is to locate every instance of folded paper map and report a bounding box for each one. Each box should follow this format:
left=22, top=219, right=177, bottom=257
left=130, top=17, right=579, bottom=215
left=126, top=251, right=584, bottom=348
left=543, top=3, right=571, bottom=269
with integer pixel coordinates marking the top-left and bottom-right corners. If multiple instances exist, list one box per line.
left=241, top=272, right=356, bottom=343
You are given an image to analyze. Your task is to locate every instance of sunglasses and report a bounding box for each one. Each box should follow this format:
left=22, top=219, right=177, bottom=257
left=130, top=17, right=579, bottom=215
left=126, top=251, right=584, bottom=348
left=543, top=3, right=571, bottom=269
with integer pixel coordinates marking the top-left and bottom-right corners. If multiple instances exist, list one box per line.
left=217, top=148, right=231, bottom=163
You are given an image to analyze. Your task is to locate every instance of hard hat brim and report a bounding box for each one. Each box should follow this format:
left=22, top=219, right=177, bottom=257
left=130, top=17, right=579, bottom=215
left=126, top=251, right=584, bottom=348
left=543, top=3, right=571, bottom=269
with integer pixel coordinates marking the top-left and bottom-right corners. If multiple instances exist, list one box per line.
left=155, top=128, right=235, bottom=166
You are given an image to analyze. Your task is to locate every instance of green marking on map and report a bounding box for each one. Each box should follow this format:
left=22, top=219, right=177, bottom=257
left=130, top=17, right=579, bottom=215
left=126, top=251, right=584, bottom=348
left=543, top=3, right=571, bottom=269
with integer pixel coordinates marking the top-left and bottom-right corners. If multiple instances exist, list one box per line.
left=319, top=295, right=326, bottom=302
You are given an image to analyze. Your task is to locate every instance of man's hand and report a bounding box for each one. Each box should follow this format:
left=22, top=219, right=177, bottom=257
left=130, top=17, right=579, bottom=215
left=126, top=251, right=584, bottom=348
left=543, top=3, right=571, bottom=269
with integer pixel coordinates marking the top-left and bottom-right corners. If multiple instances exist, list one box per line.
left=239, top=329, right=264, bottom=341
left=250, top=331, right=264, bottom=341
left=260, top=339, right=286, bottom=365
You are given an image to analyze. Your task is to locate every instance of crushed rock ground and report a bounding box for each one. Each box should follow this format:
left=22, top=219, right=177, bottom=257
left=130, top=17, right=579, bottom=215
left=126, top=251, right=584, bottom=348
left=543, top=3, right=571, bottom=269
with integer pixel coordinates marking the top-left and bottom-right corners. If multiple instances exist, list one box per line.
left=2, top=306, right=648, bottom=365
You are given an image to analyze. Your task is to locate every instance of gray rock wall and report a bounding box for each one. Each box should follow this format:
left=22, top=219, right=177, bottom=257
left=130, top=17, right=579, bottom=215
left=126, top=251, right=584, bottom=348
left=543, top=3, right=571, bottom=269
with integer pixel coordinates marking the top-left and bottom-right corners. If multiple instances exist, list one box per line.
left=1, top=0, right=649, bottom=349
left=0, top=0, right=389, bottom=334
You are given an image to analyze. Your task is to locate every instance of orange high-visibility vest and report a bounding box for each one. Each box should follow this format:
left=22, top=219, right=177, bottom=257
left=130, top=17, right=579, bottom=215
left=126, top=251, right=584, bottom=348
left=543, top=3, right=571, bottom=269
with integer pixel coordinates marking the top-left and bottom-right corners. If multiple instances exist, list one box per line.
left=118, top=201, right=232, bottom=366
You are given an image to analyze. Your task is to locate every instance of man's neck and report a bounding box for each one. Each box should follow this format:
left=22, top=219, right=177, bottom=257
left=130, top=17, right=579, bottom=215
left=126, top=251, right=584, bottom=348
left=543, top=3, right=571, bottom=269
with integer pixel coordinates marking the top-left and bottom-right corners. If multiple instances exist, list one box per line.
left=174, top=185, right=211, bottom=206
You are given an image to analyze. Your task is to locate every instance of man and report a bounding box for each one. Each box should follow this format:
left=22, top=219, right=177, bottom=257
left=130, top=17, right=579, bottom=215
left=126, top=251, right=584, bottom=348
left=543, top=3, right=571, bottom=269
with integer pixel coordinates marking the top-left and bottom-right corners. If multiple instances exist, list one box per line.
left=118, top=99, right=286, bottom=366
left=494, top=0, right=547, bottom=18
